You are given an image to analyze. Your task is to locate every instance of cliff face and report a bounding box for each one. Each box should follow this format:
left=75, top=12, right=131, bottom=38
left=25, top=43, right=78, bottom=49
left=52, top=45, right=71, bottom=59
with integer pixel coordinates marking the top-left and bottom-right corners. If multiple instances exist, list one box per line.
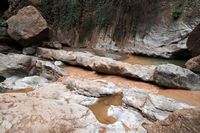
left=4, top=0, right=200, bottom=58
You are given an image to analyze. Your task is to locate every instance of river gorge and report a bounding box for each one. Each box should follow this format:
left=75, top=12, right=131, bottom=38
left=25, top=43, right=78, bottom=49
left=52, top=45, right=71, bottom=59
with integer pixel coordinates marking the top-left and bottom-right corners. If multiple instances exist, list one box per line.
left=0, top=1, right=200, bottom=133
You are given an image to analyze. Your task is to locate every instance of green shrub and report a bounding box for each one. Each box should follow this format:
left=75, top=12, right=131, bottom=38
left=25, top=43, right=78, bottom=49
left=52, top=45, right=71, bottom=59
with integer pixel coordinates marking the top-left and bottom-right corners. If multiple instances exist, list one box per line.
left=172, top=4, right=183, bottom=20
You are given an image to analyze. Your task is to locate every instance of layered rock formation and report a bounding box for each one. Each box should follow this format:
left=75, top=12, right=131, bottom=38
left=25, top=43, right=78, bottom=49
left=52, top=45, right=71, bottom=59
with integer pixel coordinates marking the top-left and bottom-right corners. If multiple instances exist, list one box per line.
left=37, top=47, right=200, bottom=90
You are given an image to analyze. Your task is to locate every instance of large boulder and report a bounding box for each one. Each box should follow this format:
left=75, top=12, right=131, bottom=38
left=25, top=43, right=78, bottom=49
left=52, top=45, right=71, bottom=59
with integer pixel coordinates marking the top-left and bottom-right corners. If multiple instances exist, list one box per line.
left=146, top=108, right=200, bottom=133
left=6, top=6, right=48, bottom=47
left=154, top=64, right=200, bottom=90
left=187, top=24, right=200, bottom=56
left=185, top=55, right=200, bottom=73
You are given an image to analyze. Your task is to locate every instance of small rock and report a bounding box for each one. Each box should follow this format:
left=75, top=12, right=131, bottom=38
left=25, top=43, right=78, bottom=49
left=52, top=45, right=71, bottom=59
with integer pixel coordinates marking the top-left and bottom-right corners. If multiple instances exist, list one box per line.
left=54, top=61, right=64, bottom=67
left=22, top=47, right=36, bottom=55
left=42, top=41, right=62, bottom=49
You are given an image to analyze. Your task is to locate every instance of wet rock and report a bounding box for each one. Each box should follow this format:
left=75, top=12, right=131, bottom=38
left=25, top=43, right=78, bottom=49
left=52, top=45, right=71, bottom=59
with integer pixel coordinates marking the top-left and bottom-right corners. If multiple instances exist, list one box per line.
left=145, top=108, right=200, bottom=133
left=64, top=78, right=122, bottom=97
left=187, top=24, right=200, bottom=56
left=154, top=64, right=200, bottom=90
left=185, top=55, right=200, bottom=73
left=122, top=88, right=193, bottom=121
left=37, top=48, right=200, bottom=90
left=22, top=47, right=36, bottom=55
left=6, top=6, right=49, bottom=46
left=0, top=53, right=32, bottom=78
left=107, top=106, right=151, bottom=133
left=1, top=76, right=48, bottom=91
left=30, top=59, right=67, bottom=81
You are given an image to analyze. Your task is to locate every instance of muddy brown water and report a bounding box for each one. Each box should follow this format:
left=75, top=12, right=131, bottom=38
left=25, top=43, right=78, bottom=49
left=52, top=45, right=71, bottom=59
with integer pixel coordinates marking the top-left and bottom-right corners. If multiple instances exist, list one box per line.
left=63, top=66, right=200, bottom=106
left=88, top=93, right=123, bottom=124
left=62, top=65, right=200, bottom=125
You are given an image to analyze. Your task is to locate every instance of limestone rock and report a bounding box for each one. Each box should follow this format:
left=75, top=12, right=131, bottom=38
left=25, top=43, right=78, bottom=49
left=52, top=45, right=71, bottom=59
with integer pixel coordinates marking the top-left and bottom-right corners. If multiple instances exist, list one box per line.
left=154, top=64, right=200, bottom=90
left=6, top=6, right=48, bottom=46
left=64, top=78, right=122, bottom=97
left=1, top=76, right=48, bottom=91
left=185, top=55, right=200, bottom=73
left=122, top=88, right=193, bottom=121
left=0, top=53, right=32, bottom=78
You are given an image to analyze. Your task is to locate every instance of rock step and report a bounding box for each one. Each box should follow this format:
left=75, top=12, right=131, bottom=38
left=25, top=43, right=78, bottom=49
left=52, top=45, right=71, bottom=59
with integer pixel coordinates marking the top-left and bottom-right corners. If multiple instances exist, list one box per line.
left=37, top=47, right=200, bottom=90
left=63, top=77, right=194, bottom=121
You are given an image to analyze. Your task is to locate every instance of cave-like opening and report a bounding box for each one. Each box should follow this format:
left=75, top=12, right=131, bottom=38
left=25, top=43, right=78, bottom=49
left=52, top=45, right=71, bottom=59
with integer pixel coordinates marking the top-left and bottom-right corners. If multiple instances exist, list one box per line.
left=0, top=0, right=9, bottom=16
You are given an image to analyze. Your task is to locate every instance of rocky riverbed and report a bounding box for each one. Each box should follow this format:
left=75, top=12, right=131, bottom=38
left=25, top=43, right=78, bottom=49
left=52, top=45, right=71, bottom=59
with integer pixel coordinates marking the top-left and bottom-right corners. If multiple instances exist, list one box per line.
left=0, top=3, right=200, bottom=133
left=0, top=48, right=200, bottom=132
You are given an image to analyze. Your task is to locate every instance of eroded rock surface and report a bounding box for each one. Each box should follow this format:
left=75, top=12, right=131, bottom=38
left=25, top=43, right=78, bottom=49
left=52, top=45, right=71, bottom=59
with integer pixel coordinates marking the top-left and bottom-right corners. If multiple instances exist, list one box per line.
left=6, top=6, right=48, bottom=46
left=30, top=59, right=67, bottom=81
left=64, top=78, right=122, bottom=97
left=146, top=108, right=200, bottom=133
left=154, top=64, right=200, bottom=90
left=37, top=47, right=200, bottom=90
left=0, top=53, right=66, bottom=81
left=0, top=53, right=32, bottom=78
left=123, top=88, right=193, bottom=121
left=1, top=76, right=48, bottom=92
